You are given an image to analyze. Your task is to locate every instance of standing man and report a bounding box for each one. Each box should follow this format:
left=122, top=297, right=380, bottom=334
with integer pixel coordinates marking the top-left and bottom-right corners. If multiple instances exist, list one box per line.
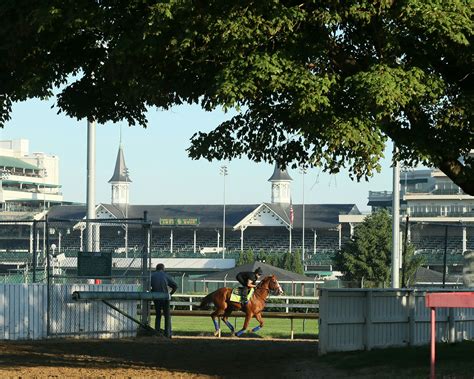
left=236, top=267, right=263, bottom=306
left=151, top=263, right=178, bottom=338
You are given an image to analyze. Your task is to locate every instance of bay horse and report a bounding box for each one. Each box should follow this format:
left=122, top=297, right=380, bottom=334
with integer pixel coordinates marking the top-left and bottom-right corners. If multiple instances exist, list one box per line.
left=199, top=275, right=284, bottom=337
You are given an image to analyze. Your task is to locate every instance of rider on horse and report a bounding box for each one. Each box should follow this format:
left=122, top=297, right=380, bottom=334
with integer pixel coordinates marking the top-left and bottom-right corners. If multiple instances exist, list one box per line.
left=236, top=267, right=263, bottom=306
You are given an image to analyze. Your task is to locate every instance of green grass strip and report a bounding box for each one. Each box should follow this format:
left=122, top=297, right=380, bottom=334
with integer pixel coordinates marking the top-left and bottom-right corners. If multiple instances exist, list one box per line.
left=152, top=315, right=318, bottom=339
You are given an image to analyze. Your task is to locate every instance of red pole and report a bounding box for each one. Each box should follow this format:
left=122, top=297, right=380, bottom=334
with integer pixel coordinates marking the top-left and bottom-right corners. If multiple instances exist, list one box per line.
left=430, top=307, right=436, bottom=379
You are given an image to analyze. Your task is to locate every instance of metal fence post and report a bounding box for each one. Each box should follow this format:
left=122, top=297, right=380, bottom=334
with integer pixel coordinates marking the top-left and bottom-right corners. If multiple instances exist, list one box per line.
left=408, top=290, right=416, bottom=346
left=365, top=290, right=373, bottom=351
left=45, top=217, right=51, bottom=336
left=140, top=211, right=151, bottom=333
left=32, top=220, right=37, bottom=283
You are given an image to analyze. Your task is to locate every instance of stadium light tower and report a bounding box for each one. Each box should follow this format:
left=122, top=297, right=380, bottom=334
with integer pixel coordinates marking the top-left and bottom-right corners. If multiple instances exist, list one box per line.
left=220, top=165, right=228, bottom=259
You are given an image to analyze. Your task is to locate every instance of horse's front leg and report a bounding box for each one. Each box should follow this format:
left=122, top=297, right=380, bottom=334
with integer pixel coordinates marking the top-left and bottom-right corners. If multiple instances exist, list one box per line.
left=251, top=312, right=264, bottom=333
left=236, top=311, right=253, bottom=337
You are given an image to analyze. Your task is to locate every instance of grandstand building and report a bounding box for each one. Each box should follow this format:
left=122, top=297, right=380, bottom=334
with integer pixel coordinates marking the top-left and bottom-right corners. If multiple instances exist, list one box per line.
left=367, top=164, right=474, bottom=272
left=47, top=154, right=360, bottom=266
left=6, top=138, right=471, bottom=279
left=0, top=139, right=63, bottom=215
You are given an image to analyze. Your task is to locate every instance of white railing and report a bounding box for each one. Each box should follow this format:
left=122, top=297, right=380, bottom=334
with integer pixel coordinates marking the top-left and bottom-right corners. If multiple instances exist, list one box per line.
left=170, top=294, right=319, bottom=313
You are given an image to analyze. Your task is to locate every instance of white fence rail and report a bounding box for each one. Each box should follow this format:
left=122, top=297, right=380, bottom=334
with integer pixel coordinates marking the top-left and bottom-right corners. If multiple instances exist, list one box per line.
left=319, top=289, right=474, bottom=354
left=170, top=294, right=318, bottom=312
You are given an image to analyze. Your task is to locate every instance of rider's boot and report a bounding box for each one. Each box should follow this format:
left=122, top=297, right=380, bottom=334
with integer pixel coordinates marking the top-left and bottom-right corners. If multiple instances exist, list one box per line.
left=240, top=288, right=248, bottom=310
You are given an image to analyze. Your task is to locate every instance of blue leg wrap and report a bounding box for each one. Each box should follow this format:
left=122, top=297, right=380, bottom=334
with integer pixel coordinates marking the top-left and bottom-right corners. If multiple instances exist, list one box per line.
left=224, top=320, right=235, bottom=332
left=236, top=329, right=245, bottom=337
left=213, top=319, right=219, bottom=331
left=252, top=325, right=262, bottom=333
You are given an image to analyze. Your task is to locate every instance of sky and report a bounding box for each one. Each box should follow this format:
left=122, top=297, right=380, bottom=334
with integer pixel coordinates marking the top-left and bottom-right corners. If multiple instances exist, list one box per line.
left=1, top=99, right=396, bottom=212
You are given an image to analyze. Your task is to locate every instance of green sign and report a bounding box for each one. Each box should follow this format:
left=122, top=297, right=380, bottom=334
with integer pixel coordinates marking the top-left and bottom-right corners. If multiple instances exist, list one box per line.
left=159, top=218, right=200, bottom=226
left=77, top=252, right=112, bottom=277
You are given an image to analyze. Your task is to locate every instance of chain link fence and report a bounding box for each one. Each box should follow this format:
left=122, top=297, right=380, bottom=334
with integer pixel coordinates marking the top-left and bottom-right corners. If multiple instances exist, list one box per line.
left=1, top=217, right=152, bottom=284
left=0, top=215, right=154, bottom=337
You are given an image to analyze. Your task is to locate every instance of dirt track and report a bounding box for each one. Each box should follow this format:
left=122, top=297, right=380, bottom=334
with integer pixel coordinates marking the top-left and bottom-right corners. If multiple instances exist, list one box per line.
left=0, top=336, right=349, bottom=378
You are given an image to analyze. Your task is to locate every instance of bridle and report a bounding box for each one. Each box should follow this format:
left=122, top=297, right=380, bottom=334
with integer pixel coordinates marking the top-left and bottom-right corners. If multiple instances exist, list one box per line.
left=256, top=276, right=284, bottom=296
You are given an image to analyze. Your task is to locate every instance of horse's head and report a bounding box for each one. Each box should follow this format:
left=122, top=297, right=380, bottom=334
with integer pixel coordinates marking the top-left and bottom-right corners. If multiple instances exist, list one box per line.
left=259, top=274, right=284, bottom=295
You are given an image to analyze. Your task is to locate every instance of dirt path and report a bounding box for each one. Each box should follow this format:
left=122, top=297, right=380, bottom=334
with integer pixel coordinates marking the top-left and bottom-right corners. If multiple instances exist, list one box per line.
left=0, top=336, right=349, bottom=378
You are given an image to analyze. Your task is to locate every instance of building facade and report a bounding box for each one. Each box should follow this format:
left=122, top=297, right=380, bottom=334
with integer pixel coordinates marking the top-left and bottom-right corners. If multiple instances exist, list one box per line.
left=0, top=139, right=63, bottom=213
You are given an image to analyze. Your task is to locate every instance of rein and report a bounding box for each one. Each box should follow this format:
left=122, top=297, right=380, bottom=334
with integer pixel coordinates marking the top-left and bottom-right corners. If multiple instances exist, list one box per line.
left=255, top=278, right=272, bottom=300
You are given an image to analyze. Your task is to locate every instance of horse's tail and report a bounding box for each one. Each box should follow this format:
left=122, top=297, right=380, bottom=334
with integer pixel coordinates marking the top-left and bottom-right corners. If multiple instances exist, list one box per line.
left=198, top=292, right=215, bottom=309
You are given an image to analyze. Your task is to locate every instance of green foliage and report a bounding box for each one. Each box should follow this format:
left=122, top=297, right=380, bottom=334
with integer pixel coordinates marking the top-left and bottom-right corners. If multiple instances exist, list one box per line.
left=281, top=252, right=293, bottom=272
left=237, top=249, right=254, bottom=266
left=266, top=250, right=304, bottom=275
left=256, top=251, right=277, bottom=267
left=292, top=250, right=304, bottom=275
left=1, top=1, right=473, bottom=194
left=335, top=210, right=392, bottom=287
left=402, top=243, right=424, bottom=287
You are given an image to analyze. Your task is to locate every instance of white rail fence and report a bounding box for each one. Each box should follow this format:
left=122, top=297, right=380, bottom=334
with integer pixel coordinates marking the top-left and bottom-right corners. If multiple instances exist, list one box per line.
left=171, top=294, right=318, bottom=312
left=319, top=289, right=474, bottom=354
left=0, top=284, right=318, bottom=341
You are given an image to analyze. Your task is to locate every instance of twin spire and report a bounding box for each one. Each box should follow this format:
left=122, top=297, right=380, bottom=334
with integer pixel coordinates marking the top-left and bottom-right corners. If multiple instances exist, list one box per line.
left=268, top=164, right=292, bottom=205
left=108, top=149, right=291, bottom=207
left=108, top=144, right=131, bottom=183
left=109, top=144, right=131, bottom=205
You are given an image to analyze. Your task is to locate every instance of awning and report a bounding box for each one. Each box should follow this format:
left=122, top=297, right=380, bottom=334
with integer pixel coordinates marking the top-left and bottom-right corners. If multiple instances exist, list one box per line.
left=2, top=179, right=61, bottom=188
left=0, top=156, right=39, bottom=171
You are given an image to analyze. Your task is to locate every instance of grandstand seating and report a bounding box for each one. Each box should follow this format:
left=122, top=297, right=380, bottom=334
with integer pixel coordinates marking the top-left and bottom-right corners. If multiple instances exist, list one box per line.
left=1, top=222, right=473, bottom=271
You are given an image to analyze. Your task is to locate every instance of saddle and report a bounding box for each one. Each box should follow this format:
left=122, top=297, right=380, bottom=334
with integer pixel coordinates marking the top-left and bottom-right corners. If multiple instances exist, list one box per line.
left=230, top=287, right=254, bottom=303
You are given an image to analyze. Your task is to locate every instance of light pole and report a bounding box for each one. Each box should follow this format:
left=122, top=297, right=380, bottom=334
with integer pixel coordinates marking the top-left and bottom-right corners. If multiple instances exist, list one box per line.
left=86, top=118, right=96, bottom=252
left=220, top=165, right=228, bottom=259
left=41, top=166, right=47, bottom=259
left=300, top=165, right=307, bottom=265
left=392, top=145, right=400, bottom=288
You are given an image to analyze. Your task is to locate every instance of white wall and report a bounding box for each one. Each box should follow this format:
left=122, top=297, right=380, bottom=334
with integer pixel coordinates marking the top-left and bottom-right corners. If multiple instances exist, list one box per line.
left=319, top=289, right=474, bottom=354
left=0, top=284, right=138, bottom=340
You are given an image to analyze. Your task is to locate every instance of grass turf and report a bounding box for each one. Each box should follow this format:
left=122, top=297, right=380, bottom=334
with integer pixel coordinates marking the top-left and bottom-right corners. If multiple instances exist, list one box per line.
left=152, top=315, right=318, bottom=339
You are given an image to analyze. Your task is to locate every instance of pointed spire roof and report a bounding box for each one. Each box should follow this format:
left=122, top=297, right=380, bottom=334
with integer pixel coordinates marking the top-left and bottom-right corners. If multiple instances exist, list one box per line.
left=268, top=163, right=292, bottom=181
left=109, top=145, right=132, bottom=183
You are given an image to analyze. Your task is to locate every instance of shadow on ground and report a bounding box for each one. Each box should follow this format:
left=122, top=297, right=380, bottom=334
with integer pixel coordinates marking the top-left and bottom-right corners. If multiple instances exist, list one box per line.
left=0, top=337, right=324, bottom=378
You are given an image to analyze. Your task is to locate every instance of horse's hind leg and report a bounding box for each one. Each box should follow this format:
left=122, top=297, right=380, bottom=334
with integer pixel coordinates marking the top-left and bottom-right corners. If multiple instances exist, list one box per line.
left=251, top=312, right=264, bottom=333
left=211, top=309, right=222, bottom=337
left=222, top=308, right=235, bottom=335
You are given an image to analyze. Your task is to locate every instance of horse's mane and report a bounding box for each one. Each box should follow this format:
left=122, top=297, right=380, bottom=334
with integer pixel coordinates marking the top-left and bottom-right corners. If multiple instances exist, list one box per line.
left=257, top=275, right=273, bottom=288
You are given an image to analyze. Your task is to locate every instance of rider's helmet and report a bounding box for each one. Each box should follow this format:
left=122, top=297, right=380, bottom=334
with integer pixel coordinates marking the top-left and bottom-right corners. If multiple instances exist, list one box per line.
left=255, top=267, right=263, bottom=276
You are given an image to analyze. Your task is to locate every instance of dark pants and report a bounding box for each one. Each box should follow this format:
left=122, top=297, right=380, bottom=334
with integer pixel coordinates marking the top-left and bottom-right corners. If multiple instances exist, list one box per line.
left=153, top=299, right=171, bottom=337
left=237, top=279, right=249, bottom=303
